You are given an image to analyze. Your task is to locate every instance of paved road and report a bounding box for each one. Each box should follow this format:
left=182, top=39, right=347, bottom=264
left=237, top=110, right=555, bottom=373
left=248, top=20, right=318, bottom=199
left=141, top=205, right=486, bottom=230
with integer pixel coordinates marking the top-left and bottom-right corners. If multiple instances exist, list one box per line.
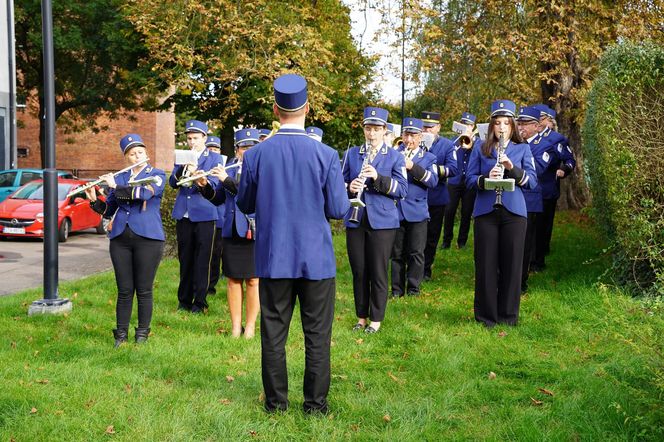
left=0, top=230, right=112, bottom=296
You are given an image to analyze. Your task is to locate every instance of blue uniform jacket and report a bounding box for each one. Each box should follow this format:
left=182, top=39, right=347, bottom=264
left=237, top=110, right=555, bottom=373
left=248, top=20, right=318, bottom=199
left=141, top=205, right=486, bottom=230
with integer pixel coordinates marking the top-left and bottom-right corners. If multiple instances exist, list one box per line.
left=213, top=153, right=228, bottom=230
left=396, top=146, right=438, bottom=222
left=168, top=149, right=223, bottom=222
left=534, top=128, right=575, bottom=200
left=205, top=158, right=255, bottom=239
left=103, top=165, right=166, bottom=241
left=466, top=141, right=538, bottom=218
left=237, top=127, right=350, bottom=280
left=448, top=136, right=482, bottom=186
left=427, top=136, right=458, bottom=206
left=341, top=143, right=408, bottom=229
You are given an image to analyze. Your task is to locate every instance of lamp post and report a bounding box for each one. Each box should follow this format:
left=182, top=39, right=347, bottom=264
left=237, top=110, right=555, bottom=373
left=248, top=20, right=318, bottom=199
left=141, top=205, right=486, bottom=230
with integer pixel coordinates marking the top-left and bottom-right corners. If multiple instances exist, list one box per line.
left=28, top=0, right=71, bottom=316
left=400, top=0, right=405, bottom=122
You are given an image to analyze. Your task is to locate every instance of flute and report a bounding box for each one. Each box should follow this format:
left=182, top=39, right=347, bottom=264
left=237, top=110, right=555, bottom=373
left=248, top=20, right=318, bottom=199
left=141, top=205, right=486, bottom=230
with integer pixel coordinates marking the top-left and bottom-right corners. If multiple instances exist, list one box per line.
left=175, top=162, right=241, bottom=187
left=65, top=158, right=149, bottom=198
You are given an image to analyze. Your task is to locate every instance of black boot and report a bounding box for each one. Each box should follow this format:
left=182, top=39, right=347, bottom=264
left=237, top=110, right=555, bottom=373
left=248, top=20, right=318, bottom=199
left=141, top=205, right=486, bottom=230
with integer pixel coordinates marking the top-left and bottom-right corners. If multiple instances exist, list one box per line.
left=135, top=327, right=151, bottom=344
left=113, top=328, right=128, bottom=348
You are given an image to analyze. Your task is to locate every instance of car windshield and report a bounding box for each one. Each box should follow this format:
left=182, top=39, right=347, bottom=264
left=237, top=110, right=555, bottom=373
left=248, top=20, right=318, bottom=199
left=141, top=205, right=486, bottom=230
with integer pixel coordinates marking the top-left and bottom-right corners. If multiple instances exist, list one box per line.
left=11, top=182, right=72, bottom=201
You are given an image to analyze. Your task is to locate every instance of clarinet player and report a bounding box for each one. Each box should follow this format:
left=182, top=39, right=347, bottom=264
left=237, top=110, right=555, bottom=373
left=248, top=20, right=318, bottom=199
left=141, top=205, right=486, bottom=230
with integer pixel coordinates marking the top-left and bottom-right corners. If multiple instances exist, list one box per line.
left=466, top=100, right=537, bottom=327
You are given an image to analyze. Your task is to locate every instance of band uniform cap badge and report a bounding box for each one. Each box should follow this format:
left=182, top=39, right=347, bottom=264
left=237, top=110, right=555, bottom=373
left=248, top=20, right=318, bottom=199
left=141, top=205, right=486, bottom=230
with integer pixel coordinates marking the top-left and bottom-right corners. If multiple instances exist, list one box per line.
left=246, top=130, right=251, bottom=136
left=499, top=102, right=504, bottom=108
left=426, top=114, right=430, bottom=119
left=371, top=110, right=376, bottom=116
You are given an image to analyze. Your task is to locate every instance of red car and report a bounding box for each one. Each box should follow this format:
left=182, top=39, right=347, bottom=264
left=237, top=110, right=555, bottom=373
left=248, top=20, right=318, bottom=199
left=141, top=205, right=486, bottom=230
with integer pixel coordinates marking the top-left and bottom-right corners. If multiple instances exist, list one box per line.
left=0, top=178, right=105, bottom=242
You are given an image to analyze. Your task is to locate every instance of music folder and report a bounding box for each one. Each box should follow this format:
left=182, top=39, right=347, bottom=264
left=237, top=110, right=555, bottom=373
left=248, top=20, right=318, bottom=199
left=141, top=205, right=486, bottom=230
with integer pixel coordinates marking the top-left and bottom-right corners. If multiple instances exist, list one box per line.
left=174, top=149, right=198, bottom=166
left=484, top=178, right=515, bottom=192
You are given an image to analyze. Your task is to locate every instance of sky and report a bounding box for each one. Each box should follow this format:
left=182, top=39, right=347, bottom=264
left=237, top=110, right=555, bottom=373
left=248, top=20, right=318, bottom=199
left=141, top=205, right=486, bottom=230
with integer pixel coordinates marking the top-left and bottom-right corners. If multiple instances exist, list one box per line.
left=344, top=0, right=418, bottom=104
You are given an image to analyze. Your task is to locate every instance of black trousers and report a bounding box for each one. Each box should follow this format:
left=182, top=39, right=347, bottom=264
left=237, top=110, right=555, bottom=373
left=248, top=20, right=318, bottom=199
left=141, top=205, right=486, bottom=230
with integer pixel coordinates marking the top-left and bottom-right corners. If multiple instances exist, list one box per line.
left=346, top=218, right=396, bottom=322
left=423, top=204, right=446, bottom=278
left=391, top=220, right=428, bottom=295
left=176, top=218, right=216, bottom=311
left=207, top=227, right=223, bottom=294
left=443, top=183, right=476, bottom=246
left=533, top=198, right=557, bottom=267
left=521, top=212, right=538, bottom=291
left=259, top=277, right=335, bottom=413
left=473, top=207, right=527, bottom=327
left=109, top=228, right=164, bottom=330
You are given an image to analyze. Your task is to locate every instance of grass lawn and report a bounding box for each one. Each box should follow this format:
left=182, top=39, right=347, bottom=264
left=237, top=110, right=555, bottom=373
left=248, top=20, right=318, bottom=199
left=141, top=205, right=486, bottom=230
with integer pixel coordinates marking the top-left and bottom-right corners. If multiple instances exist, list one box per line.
left=1, top=211, right=662, bottom=441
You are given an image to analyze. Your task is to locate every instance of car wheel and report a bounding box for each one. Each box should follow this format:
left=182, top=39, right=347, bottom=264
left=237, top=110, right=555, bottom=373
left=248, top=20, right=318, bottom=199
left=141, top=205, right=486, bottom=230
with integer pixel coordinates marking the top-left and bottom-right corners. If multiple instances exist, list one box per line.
left=95, top=218, right=107, bottom=234
left=58, top=218, right=71, bottom=242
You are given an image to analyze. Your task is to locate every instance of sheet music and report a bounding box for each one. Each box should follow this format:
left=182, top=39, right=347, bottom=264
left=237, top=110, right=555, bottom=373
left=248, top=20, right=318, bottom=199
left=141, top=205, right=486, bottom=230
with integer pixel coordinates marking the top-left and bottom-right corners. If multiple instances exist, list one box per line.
left=477, top=123, right=490, bottom=141
left=174, top=149, right=198, bottom=165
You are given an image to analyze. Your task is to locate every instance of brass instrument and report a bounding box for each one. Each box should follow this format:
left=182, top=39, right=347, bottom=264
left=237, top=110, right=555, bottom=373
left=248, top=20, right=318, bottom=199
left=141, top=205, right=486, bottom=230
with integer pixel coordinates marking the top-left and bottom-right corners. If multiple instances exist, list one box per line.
left=262, top=121, right=281, bottom=141
left=392, top=136, right=403, bottom=149
left=175, top=162, right=242, bottom=187
left=65, top=158, right=149, bottom=198
left=459, top=128, right=479, bottom=149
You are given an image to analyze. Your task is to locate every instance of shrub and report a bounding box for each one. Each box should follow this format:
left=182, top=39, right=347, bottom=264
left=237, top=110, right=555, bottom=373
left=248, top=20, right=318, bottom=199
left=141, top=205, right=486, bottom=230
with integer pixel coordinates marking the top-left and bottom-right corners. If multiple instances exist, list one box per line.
left=583, top=41, right=664, bottom=297
left=160, top=178, right=178, bottom=257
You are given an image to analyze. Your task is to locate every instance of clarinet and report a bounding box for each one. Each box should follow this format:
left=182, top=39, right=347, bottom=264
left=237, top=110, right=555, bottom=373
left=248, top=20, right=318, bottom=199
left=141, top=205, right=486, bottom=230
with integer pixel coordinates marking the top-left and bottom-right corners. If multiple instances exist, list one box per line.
left=493, top=132, right=507, bottom=208
left=348, top=144, right=371, bottom=223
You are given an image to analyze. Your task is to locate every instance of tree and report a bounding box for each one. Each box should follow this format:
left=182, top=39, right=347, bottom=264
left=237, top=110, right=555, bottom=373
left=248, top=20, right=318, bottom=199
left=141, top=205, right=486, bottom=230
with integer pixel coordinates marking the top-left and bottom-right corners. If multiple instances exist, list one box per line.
left=390, top=0, right=664, bottom=208
left=122, top=0, right=376, bottom=152
left=15, top=0, right=159, bottom=167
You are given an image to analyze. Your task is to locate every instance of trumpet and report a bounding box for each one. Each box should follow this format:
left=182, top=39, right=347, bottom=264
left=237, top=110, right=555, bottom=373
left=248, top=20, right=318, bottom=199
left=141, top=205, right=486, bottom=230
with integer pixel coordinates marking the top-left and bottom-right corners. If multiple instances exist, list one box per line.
left=65, top=158, right=149, bottom=198
left=459, top=128, right=479, bottom=149
left=175, top=162, right=242, bottom=187
left=392, top=136, right=403, bottom=149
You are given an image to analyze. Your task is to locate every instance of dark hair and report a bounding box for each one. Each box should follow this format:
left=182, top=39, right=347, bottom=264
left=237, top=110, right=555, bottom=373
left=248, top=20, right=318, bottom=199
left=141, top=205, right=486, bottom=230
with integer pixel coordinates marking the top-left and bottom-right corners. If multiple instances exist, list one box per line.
left=481, top=116, right=524, bottom=157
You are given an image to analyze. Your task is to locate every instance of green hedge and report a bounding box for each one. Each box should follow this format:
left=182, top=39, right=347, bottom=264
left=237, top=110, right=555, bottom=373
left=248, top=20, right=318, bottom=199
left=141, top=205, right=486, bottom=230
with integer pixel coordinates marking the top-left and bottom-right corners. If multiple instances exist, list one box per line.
left=583, top=41, right=664, bottom=297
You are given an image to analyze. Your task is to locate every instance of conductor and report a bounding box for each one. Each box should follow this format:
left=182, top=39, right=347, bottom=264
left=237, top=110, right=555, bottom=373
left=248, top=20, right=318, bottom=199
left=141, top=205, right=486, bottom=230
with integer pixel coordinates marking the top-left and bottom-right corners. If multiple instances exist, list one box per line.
left=237, top=73, right=350, bottom=414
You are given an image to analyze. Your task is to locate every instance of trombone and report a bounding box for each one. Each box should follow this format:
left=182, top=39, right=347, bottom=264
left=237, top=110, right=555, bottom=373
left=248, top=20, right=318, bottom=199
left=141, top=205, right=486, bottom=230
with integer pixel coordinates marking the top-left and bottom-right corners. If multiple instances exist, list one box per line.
left=65, top=158, right=149, bottom=198
left=175, top=162, right=242, bottom=187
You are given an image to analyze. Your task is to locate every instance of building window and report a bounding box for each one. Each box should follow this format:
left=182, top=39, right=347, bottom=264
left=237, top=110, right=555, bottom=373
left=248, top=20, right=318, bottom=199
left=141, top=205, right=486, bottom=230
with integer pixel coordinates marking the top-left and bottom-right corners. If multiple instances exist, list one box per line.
left=17, top=147, right=29, bottom=158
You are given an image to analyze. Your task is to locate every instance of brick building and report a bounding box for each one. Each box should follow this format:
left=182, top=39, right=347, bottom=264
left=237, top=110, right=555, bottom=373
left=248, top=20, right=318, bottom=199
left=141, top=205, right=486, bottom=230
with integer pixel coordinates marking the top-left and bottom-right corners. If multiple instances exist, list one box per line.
left=17, top=107, right=175, bottom=177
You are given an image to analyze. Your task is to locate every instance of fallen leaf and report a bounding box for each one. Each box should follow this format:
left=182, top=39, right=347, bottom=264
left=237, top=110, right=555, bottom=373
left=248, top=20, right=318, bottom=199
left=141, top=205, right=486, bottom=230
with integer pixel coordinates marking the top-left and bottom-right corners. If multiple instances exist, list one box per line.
left=124, top=384, right=132, bottom=394
left=498, top=331, right=508, bottom=338
left=530, top=397, right=543, bottom=406
left=350, top=424, right=360, bottom=432
left=226, top=375, right=235, bottom=383
left=231, top=355, right=240, bottom=361
left=355, top=338, right=364, bottom=345
left=72, top=292, right=78, bottom=299
left=383, top=414, right=391, bottom=423
left=219, top=398, right=231, bottom=405
left=108, top=299, right=114, bottom=305
left=216, top=328, right=226, bottom=335
left=488, top=372, right=497, bottom=380
left=249, top=430, right=258, bottom=437
left=105, top=425, right=115, bottom=434
left=258, top=392, right=265, bottom=402
left=330, top=340, right=336, bottom=347
left=355, top=381, right=366, bottom=392
left=36, top=379, right=49, bottom=384
left=30, top=407, right=37, bottom=414
left=387, top=371, right=403, bottom=384
left=54, top=410, right=64, bottom=416
left=332, top=374, right=348, bottom=380
left=11, top=342, right=17, bottom=349
left=538, top=387, right=554, bottom=396
left=402, top=352, right=410, bottom=359
left=424, top=313, right=429, bottom=319
left=34, top=351, right=40, bottom=357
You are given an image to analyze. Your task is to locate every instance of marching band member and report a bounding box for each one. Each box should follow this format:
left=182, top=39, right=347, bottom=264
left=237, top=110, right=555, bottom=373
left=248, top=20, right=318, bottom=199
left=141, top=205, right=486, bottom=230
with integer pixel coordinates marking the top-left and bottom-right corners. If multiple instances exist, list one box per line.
left=198, top=129, right=259, bottom=338
left=258, top=128, right=271, bottom=142
left=86, top=134, right=166, bottom=347
left=466, top=100, right=537, bottom=327
left=421, top=111, right=458, bottom=280
left=306, top=126, right=324, bottom=142
left=516, top=106, right=551, bottom=293
left=390, top=118, right=438, bottom=297
left=443, top=112, right=481, bottom=249
left=204, top=135, right=228, bottom=297
left=169, top=120, right=223, bottom=314
left=237, top=74, right=349, bottom=414
left=384, top=123, right=397, bottom=148
left=342, top=106, right=408, bottom=334
left=530, top=104, right=576, bottom=270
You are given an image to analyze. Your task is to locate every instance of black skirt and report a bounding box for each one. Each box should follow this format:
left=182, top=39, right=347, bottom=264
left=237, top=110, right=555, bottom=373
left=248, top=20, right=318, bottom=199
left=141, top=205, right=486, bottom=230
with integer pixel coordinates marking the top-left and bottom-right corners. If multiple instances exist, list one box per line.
left=222, top=236, right=256, bottom=279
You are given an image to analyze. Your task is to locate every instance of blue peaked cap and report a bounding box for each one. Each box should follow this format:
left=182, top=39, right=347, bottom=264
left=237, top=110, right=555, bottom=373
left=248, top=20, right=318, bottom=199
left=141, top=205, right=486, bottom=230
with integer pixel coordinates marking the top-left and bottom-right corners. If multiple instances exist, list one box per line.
left=274, top=74, right=308, bottom=111
left=386, top=123, right=395, bottom=134
left=306, top=126, right=324, bottom=141
left=234, top=128, right=261, bottom=147
left=258, top=128, right=271, bottom=138
left=490, top=99, right=517, bottom=118
left=120, top=133, right=145, bottom=154
left=517, top=106, right=541, bottom=122
left=461, top=112, right=477, bottom=124
left=205, top=136, right=221, bottom=148
left=402, top=117, right=423, bottom=133
left=184, top=120, right=208, bottom=135
left=363, top=107, right=389, bottom=126
left=532, top=104, right=556, bottom=119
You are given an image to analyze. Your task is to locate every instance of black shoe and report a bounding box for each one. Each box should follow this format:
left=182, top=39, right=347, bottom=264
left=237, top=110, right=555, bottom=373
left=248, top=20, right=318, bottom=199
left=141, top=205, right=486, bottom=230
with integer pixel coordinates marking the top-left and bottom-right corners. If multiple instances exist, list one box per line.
left=177, top=303, right=192, bottom=312
left=390, top=292, right=403, bottom=299
left=352, top=323, right=366, bottom=331
left=112, top=328, right=128, bottom=348
left=530, top=263, right=545, bottom=273
left=406, top=291, right=420, bottom=297
left=304, top=405, right=329, bottom=416
left=440, top=242, right=451, bottom=249
left=264, top=403, right=288, bottom=414
left=364, top=326, right=379, bottom=334
left=191, top=306, right=208, bottom=314
left=135, top=327, right=150, bottom=344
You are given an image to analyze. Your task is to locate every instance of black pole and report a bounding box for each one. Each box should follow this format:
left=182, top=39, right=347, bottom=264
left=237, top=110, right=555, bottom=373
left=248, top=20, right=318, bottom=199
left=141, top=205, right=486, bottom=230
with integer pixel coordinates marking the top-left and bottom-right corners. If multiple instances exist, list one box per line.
left=42, top=0, right=58, bottom=300
left=400, top=0, right=405, bottom=122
